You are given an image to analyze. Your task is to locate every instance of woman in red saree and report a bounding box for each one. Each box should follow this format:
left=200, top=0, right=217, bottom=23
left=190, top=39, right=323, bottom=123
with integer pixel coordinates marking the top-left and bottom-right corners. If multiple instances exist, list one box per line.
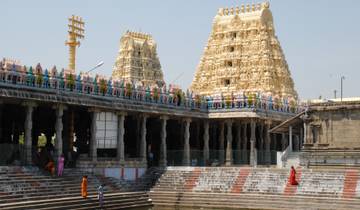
left=289, top=166, right=298, bottom=185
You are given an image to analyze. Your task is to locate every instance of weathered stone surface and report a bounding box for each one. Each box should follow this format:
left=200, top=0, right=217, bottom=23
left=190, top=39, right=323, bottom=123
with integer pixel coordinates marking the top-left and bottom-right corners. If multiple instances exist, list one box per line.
left=305, top=102, right=360, bottom=149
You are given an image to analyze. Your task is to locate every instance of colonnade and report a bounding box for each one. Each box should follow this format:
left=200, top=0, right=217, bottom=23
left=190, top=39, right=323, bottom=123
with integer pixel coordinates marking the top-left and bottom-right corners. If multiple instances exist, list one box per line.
left=9, top=102, right=299, bottom=167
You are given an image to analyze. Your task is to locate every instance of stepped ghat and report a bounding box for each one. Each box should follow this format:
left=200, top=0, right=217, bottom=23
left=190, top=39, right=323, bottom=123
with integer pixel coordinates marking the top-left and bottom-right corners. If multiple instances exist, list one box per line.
left=150, top=166, right=360, bottom=210
left=191, top=2, right=298, bottom=100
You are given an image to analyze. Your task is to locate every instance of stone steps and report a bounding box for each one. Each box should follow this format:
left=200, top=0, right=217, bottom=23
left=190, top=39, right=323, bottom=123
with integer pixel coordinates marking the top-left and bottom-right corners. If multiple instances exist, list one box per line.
left=150, top=167, right=360, bottom=209
left=0, top=166, right=153, bottom=209
left=150, top=191, right=360, bottom=210
left=0, top=192, right=152, bottom=210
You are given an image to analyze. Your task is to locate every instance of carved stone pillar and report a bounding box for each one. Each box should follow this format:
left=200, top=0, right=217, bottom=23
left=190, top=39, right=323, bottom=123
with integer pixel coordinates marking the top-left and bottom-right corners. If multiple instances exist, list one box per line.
left=203, top=120, right=210, bottom=165
left=159, top=116, right=168, bottom=167
left=117, top=112, right=126, bottom=163
left=250, top=119, right=256, bottom=167
left=265, top=121, right=271, bottom=166
left=139, top=115, right=148, bottom=163
left=219, top=121, right=225, bottom=165
left=183, top=118, right=191, bottom=166
left=225, top=120, right=233, bottom=166
left=54, top=105, right=64, bottom=161
left=24, top=102, right=36, bottom=165
left=90, top=111, right=98, bottom=161
left=242, top=122, right=248, bottom=163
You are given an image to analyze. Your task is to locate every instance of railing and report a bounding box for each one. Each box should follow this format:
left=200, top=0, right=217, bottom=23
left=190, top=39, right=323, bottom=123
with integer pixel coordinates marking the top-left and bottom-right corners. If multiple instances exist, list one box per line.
left=0, top=66, right=303, bottom=114
left=166, top=149, right=278, bottom=166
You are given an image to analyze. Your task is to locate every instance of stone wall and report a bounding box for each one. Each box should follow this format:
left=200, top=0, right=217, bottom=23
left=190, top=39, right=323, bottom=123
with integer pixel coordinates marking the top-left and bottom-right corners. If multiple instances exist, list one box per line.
left=304, top=102, right=360, bottom=150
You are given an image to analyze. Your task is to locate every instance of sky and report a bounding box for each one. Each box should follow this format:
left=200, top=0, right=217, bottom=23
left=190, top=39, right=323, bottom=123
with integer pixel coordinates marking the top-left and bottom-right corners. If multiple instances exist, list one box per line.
left=1, top=0, right=359, bottom=100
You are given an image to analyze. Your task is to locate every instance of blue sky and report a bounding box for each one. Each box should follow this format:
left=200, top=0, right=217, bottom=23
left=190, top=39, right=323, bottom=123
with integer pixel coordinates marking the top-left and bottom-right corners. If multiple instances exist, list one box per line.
left=1, top=0, right=359, bottom=99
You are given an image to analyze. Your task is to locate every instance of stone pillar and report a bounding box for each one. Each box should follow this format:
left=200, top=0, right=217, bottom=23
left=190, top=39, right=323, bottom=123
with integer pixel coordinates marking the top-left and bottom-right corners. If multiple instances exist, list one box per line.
left=294, top=135, right=300, bottom=152
left=203, top=120, right=210, bottom=165
left=219, top=121, right=225, bottom=165
left=139, top=115, right=148, bottom=163
left=195, top=121, right=200, bottom=149
left=305, top=122, right=313, bottom=144
left=68, top=110, right=75, bottom=153
left=250, top=119, right=256, bottom=167
left=303, top=122, right=307, bottom=144
left=236, top=122, right=241, bottom=150
left=24, top=103, right=36, bottom=165
left=300, top=127, right=304, bottom=150
left=281, top=133, right=286, bottom=150
left=54, top=105, right=64, bottom=160
left=265, top=121, right=271, bottom=166
left=159, top=116, right=168, bottom=167
left=225, top=120, right=233, bottom=166
left=259, top=123, right=264, bottom=163
left=90, top=111, right=98, bottom=161
left=183, top=118, right=191, bottom=166
left=117, top=112, right=126, bottom=163
left=236, top=122, right=241, bottom=163
left=242, top=122, right=248, bottom=163
left=289, top=126, right=293, bottom=152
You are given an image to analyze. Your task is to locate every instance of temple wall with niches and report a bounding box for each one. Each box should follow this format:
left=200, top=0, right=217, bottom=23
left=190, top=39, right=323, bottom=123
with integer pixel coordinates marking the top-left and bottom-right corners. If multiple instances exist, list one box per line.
left=306, top=109, right=360, bottom=149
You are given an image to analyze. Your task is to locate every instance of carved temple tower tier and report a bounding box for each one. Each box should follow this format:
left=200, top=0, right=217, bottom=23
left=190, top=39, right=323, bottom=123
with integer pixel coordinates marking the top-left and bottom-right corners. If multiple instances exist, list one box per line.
left=112, top=31, right=164, bottom=87
left=190, top=2, right=298, bottom=99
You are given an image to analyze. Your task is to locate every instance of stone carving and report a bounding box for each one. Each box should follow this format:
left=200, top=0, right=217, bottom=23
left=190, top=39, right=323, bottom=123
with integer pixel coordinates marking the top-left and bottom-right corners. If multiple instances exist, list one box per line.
left=112, top=31, right=164, bottom=87
left=190, top=2, right=298, bottom=100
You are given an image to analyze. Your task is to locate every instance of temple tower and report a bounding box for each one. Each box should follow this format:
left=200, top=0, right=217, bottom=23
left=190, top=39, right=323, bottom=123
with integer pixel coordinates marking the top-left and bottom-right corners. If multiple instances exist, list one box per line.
left=112, top=31, right=164, bottom=87
left=190, top=2, right=298, bottom=99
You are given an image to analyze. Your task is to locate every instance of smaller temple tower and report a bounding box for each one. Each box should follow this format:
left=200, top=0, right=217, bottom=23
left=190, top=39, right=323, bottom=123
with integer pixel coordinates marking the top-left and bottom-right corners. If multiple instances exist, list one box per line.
left=112, top=31, right=164, bottom=87
left=65, top=15, right=85, bottom=73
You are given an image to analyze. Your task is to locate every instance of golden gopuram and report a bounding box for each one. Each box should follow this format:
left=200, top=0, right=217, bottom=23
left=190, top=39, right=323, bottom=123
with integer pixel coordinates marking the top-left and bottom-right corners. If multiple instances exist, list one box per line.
left=112, top=31, right=164, bottom=87
left=191, top=2, right=298, bottom=99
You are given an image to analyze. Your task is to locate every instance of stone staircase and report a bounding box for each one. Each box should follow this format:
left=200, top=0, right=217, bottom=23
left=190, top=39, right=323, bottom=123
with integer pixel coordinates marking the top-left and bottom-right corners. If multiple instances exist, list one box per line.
left=150, top=167, right=360, bottom=209
left=0, top=166, right=153, bottom=209
left=284, top=152, right=301, bottom=168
